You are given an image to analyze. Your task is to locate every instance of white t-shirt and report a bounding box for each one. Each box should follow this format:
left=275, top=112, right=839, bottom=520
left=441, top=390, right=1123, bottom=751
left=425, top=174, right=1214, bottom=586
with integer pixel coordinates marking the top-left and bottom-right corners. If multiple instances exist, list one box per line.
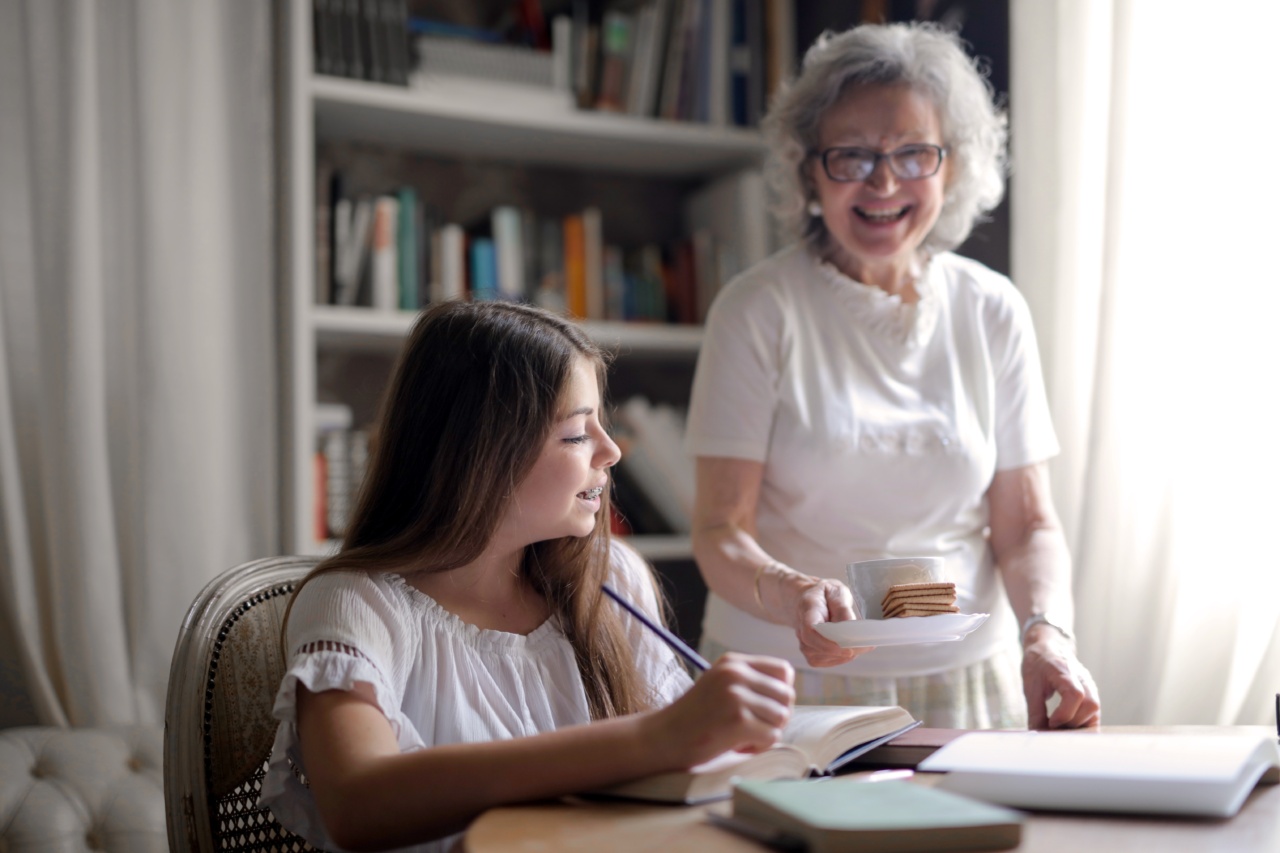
left=260, top=541, right=692, bottom=853
left=685, top=246, right=1059, bottom=677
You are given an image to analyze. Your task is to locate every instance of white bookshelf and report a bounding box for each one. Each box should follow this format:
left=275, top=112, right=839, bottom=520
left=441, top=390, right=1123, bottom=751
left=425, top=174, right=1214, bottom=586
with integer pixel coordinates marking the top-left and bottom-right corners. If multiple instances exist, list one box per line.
left=278, top=0, right=765, bottom=560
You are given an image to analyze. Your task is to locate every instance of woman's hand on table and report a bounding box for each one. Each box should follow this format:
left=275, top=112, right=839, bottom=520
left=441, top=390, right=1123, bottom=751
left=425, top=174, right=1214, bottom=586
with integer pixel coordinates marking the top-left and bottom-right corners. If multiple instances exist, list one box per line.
left=1022, top=630, right=1101, bottom=729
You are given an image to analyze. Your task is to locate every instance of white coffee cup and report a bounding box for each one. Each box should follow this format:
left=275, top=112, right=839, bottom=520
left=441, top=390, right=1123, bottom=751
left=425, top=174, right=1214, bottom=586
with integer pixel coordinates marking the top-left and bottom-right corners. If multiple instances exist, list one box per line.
left=846, top=557, right=946, bottom=620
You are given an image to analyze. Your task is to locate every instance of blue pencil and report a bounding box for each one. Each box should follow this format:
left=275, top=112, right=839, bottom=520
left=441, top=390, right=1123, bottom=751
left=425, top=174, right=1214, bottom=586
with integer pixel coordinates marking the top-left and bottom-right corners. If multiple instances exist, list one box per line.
left=601, top=583, right=710, bottom=671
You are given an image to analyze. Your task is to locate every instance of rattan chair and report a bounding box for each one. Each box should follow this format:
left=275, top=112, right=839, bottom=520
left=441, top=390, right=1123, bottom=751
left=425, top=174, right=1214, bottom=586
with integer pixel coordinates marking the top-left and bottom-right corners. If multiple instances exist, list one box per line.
left=163, top=555, right=321, bottom=852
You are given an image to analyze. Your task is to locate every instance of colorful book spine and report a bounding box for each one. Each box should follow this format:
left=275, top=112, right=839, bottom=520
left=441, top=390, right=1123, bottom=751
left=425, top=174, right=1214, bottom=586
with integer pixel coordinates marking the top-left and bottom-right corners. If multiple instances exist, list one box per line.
left=470, top=237, right=498, bottom=300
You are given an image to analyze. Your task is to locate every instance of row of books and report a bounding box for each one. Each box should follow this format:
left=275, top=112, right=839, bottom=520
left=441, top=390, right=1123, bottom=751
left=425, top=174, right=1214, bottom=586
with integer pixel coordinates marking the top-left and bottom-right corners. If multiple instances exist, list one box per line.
left=313, top=397, right=694, bottom=543
left=570, top=0, right=793, bottom=127
left=314, top=166, right=767, bottom=323
left=404, top=0, right=796, bottom=128
left=312, top=0, right=412, bottom=85
left=314, top=403, right=368, bottom=541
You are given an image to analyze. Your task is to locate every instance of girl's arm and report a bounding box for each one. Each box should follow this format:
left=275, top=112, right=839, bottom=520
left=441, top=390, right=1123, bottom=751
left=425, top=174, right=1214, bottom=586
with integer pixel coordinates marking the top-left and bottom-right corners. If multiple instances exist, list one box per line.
left=297, top=651, right=794, bottom=852
left=692, top=455, right=865, bottom=667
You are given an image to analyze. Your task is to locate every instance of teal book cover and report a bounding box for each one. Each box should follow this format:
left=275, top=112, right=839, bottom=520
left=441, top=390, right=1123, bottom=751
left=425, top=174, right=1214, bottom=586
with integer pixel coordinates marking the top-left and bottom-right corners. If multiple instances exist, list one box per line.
left=731, top=778, right=1023, bottom=853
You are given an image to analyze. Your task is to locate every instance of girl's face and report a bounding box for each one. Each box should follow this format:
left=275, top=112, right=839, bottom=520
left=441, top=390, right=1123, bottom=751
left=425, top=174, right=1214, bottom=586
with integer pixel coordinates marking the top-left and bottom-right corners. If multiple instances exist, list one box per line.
left=503, top=356, right=621, bottom=544
left=810, top=83, right=949, bottom=287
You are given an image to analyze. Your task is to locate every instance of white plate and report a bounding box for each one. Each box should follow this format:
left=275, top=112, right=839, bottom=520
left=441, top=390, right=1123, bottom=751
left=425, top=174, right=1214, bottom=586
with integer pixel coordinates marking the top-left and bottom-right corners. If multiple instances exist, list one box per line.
left=814, top=613, right=990, bottom=647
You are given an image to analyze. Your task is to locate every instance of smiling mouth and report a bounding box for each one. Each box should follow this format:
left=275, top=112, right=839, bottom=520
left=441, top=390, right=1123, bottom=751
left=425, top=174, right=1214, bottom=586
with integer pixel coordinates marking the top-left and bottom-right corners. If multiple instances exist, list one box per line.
left=578, top=486, right=604, bottom=500
left=855, top=205, right=910, bottom=223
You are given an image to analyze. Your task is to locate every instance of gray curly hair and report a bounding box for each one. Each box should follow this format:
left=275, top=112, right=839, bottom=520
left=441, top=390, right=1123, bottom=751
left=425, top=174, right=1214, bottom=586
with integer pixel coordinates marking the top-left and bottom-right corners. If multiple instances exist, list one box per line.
left=762, top=21, right=1007, bottom=256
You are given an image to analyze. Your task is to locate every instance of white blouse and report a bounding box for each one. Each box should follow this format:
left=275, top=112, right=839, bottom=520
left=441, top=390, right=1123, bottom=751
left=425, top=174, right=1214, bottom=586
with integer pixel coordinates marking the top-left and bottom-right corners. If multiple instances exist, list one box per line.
left=260, top=541, right=692, bottom=853
left=686, top=246, right=1060, bottom=677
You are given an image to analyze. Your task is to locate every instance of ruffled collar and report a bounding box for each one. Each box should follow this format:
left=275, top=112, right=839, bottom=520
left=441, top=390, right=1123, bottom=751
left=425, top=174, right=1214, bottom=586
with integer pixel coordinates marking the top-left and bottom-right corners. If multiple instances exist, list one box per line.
left=385, top=572, right=562, bottom=649
left=814, top=254, right=939, bottom=349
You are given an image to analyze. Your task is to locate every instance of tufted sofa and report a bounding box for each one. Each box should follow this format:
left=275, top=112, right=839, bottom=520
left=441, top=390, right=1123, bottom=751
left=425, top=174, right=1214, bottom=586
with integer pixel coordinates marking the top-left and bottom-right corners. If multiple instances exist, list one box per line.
left=0, top=724, right=167, bottom=853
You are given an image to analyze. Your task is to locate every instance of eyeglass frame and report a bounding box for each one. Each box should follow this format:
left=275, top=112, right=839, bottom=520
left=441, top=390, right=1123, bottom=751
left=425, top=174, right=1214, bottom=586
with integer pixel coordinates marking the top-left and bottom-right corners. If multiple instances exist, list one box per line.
left=811, top=143, right=948, bottom=183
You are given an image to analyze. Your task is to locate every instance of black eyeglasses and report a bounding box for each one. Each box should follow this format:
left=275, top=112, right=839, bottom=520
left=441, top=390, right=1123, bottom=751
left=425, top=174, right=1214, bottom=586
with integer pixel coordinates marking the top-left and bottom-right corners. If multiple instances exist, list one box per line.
left=814, top=144, right=947, bottom=183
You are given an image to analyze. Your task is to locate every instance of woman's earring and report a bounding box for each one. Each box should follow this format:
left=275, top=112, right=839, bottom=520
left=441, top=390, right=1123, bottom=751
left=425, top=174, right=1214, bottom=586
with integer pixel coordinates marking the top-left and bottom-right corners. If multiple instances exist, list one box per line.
left=807, top=200, right=823, bottom=218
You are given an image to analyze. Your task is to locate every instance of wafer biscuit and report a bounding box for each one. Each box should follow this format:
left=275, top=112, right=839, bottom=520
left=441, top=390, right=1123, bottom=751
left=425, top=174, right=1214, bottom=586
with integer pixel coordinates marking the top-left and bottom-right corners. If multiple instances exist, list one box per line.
left=881, top=581, right=957, bottom=619
left=884, top=602, right=959, bottom=618
left=887, top=607, right=962, bottom=618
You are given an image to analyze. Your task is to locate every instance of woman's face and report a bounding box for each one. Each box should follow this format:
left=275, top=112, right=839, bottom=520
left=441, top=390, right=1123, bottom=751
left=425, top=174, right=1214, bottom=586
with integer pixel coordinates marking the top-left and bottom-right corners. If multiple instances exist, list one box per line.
left=811, top=83, right=949, bottom=286
left=503, top=356, right=621, bottom=545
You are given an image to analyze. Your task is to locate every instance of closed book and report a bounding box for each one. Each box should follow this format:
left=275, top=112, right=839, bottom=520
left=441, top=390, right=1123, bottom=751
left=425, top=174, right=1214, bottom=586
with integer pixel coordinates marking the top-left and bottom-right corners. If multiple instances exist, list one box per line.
left=919, top=730, right=1280, bottom=819
left=396, top=186, right=418, bottom=310
left=587, top=705, right=918, bottom=804
left=370, top=195, right=400, bottom=311
left=730, top=778, right=1023, bottom=853
left=470, top=237, right=498, bottom=301
left=582, top=206, right=604, bottom=320
left=840, top=727, right=970, bottom=771
left=595, top=10, right=633, bottom=111
left=491, top=205, right=526, bottom=301
left=563, top=213, right=586, bottom=318
left=432, top=223, right=466, bottom=302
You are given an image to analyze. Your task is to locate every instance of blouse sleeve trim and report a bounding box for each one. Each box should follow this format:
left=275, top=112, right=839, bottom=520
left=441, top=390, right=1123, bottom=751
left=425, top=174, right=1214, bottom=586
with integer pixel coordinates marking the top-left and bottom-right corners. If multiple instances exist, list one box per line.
left=270, top=646, right=425, bottom=751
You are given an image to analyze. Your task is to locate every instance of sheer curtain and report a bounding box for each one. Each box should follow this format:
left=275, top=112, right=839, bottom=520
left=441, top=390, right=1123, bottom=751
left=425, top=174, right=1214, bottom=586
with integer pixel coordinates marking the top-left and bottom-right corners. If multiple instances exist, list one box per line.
left=0, top=0, right=277, bottom=727
left=1011, top=0, right=1280, bottom=725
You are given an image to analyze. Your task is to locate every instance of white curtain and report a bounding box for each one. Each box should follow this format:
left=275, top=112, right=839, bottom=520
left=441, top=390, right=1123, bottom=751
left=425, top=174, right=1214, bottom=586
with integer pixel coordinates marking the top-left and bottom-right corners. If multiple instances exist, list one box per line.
left=1011, top=0, right=1280, bottom=725
left=0, top=0, right=277, bottom=727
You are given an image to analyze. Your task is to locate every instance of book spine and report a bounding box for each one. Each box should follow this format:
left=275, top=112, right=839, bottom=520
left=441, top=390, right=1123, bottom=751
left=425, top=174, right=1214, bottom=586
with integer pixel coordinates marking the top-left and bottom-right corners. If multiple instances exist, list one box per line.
left=595, top=10, right=633, bottom=111
left=582, top=206, right=604, bottom=320
left=435, top=222, right=466, bottom=302
left=491, top=205, right=526, bottom=301
left=396, top=186, right=418, bottom=310
left=534, top=216, right=566, bottom=313
left=563, top=213, right=586, bottom=318
left=470, top=236, right=498, bottom=300
left=371, top=195, right=400, bottom=311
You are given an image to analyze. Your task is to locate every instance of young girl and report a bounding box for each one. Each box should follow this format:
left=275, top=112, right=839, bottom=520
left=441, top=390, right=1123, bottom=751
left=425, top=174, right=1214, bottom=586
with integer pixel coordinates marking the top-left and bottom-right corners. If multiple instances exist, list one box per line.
left=261, top=300, right=795, bottom=853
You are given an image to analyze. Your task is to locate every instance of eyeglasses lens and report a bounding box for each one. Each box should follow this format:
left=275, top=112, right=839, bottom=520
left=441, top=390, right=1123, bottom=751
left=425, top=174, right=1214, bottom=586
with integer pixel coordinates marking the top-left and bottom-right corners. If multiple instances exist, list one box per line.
left=823, top=146, right=941, bottom=182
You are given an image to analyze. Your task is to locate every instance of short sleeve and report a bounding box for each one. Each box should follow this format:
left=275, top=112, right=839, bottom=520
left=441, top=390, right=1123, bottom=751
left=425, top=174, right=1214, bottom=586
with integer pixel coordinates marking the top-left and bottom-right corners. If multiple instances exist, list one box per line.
left=268, top=571, right=422, bottom=746
left=985, top=281, right=1060, bottom=470
left=685, top=269, right=787, bottom=462
left=607, top=540, right=694, bottom=705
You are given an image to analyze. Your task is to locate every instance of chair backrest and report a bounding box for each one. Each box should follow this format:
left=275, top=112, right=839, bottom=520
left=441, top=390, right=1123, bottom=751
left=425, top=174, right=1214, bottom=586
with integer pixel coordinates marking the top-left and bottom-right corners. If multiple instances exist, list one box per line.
left=163, top=555, right=321, bottom=852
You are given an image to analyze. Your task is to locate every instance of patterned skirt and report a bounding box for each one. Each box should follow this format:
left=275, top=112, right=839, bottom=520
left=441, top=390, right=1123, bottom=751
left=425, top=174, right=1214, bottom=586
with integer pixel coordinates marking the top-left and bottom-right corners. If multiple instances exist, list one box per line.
left=699, top=637, right=1027, bottom=729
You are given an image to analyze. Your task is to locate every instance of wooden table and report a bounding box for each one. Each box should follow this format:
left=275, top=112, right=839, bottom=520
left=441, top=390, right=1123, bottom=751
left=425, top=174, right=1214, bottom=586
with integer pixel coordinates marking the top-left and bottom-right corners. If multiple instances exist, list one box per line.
left=465, top=727, right=1280, bottom=852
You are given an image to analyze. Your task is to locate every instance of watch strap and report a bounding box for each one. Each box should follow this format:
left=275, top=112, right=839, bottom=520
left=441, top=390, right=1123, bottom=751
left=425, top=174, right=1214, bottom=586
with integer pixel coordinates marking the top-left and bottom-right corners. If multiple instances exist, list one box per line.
left=1021, top=612, right=1074, bottom=646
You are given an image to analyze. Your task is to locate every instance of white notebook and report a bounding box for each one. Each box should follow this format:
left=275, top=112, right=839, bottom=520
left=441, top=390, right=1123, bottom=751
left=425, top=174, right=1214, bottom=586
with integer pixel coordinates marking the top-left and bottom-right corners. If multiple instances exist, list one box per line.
left=919, top=730, right=1280, bottom=818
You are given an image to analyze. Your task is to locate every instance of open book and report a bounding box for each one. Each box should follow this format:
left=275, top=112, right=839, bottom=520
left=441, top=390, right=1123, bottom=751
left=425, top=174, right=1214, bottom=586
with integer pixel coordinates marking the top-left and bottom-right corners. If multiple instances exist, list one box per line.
left=919, top=730, right=1280, bottom=818
left=587, top=704, right=919, bottom=804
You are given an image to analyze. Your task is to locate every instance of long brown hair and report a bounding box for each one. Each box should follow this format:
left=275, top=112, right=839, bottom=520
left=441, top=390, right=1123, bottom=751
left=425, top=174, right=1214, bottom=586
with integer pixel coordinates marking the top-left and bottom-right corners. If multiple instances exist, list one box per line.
left=286, top=300, right=656, bottom=718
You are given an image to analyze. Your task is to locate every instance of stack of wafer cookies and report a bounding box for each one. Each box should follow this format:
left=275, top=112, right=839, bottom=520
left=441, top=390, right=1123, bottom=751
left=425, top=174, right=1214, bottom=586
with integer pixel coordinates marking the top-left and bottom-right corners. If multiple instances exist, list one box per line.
left=881, top=582, right=958, bottom=618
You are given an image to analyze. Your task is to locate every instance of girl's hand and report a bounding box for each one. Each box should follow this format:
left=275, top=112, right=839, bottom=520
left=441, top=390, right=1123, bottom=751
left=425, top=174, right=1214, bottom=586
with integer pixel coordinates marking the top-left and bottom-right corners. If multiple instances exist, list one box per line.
left=644, top=652, right=796, bottom=769
left=789, top=577, right=874, bottom=667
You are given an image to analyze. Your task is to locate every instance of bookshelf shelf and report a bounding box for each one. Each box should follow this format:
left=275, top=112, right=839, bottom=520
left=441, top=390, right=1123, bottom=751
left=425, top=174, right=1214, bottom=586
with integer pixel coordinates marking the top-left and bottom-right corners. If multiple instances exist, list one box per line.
left=312, top=304, right=704, bottom=355
left=312, top=75, right=766, bottom=176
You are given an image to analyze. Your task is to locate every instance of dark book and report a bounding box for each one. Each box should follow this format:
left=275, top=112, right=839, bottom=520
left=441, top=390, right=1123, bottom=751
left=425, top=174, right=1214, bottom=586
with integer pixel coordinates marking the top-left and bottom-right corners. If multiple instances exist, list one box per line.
left=839, top=727, right=972, bottom=771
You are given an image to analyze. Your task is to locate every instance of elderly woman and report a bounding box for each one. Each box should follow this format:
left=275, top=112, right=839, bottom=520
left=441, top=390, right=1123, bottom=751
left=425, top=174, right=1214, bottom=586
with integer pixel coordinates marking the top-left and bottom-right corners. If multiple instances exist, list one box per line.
left=685, top=22, right=1100, bottom=729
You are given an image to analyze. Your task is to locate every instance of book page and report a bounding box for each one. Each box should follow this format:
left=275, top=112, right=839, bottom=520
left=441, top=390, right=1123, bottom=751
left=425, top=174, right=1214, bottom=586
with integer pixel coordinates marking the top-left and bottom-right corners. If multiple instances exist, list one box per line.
left=782, top=705, right=915, bottom=769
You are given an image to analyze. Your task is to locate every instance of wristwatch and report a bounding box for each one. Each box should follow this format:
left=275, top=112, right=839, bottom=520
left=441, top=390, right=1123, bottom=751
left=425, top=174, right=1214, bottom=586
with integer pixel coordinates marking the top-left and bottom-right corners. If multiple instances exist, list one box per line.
left=1021, top=612, right=1074, bottom=646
